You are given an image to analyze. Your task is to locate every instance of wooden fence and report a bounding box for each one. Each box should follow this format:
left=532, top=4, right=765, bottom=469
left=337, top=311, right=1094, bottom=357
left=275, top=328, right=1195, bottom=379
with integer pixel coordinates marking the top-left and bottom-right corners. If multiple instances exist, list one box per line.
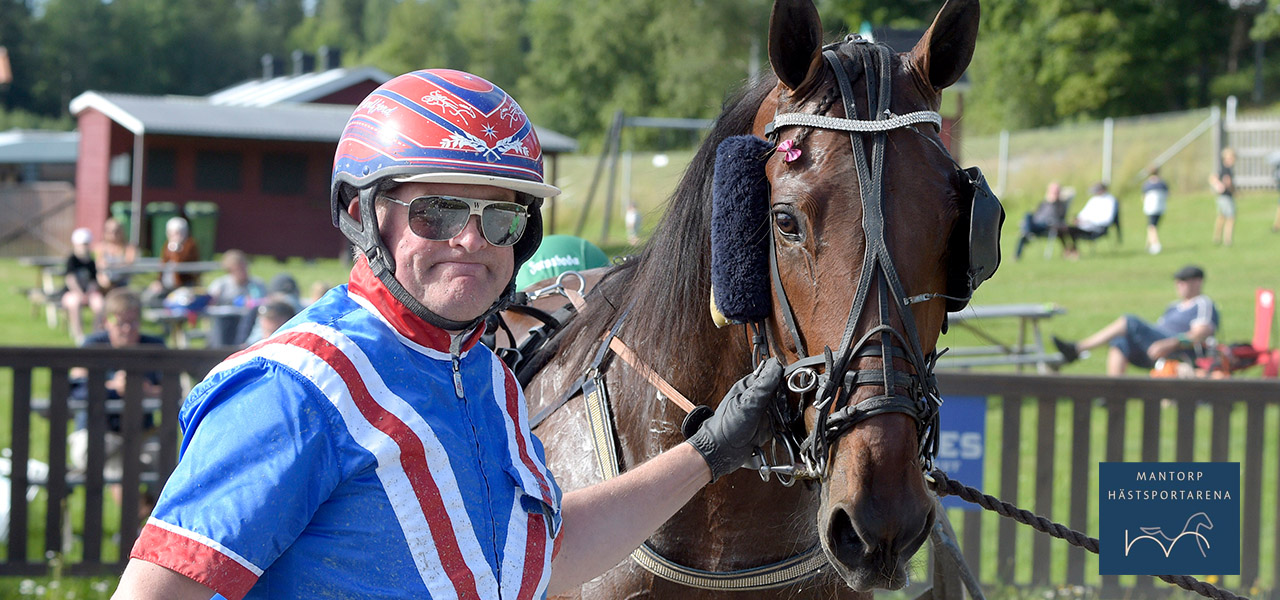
left=937, top=372, right=1280, bottom=599
left=0, top=346, right=229, bottom=576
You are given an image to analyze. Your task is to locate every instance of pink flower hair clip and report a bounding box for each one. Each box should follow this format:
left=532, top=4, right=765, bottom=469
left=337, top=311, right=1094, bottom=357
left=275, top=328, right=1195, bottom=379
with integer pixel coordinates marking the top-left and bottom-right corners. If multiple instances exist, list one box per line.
left=776, top=139, right=801, bottom=163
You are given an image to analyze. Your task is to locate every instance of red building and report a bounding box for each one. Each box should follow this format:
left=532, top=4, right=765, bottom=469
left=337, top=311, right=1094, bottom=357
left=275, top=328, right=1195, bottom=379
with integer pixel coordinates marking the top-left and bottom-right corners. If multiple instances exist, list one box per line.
left=69, top=66, right=576, bottom=259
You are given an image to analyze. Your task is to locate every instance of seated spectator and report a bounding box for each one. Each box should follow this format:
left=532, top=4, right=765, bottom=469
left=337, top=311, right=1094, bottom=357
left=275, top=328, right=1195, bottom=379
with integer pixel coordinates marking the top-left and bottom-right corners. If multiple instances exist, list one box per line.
left=267, top=272, right=303, bottom=312
left=1053, top=265, right=1218, bottom=375
left=207, top=250, right=266, bottom=307
left=68, top=288, right=165, bottom=482
left=143, top=217, right=201, bottom=306
left=62, top=227, right=106, bottom=344
left=95, top=217, right=139, bottom=292
left=1063, top=182, right=1118, bottom=258
left=1014, top=182, right=1073, bottom=260
left=245, top=298, right=299, bottom=344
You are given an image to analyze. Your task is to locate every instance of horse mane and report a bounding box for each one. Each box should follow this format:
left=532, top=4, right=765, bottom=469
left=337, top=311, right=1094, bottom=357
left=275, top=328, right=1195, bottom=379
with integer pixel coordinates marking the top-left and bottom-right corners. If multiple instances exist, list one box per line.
left=555, top=75, right=777, bottom=383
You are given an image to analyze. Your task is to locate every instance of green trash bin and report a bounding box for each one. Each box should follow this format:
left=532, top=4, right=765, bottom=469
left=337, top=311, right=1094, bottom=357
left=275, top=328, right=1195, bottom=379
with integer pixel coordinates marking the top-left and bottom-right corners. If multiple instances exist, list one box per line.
left=184, top=201, right=220, bottom=261
left=145, top=202, right=179, bottom=258
left=109, top=201, right=133, bottom=243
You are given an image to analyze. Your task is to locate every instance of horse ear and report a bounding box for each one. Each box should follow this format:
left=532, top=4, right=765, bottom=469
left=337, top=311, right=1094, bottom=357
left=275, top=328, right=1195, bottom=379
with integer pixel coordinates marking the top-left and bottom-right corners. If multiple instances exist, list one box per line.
left=910, top=0, right=980, bottom=90
left=768, top=0, right=824, bottom=92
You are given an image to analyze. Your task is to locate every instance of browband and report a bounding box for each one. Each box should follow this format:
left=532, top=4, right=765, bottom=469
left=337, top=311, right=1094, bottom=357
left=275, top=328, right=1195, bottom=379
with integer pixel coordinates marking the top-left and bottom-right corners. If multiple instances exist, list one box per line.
left=765, top=110, right=941, bottom=137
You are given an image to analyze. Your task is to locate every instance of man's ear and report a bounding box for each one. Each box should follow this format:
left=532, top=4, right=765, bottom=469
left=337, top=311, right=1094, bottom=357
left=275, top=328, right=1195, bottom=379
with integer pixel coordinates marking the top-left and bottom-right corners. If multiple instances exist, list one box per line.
left=346, top=197, right=361, bottom=222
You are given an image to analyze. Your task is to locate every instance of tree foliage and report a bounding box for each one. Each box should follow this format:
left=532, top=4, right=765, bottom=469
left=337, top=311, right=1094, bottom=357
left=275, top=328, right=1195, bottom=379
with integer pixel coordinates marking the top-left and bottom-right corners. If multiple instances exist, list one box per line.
left=0, top=0, right=1273, bottom=138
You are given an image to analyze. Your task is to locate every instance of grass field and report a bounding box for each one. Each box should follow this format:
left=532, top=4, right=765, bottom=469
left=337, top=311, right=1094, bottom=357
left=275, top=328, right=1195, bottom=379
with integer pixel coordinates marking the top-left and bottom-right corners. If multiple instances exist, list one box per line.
left=2, top=125, right=1278, bottom=596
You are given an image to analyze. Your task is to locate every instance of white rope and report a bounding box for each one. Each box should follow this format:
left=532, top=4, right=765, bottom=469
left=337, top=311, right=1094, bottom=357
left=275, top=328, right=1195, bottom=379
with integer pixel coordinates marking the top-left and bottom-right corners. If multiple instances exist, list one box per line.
left=769, top=110, right=941, bottom=133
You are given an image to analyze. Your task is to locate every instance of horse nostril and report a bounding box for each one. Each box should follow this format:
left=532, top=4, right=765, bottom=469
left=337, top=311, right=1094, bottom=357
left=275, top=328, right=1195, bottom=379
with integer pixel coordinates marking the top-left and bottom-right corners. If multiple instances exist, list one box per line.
left=826, top=506, right=866, bottom=565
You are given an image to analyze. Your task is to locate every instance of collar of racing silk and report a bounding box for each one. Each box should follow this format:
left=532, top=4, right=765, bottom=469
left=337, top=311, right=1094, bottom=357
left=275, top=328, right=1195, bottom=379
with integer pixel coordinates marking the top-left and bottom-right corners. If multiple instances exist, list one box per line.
left=348, top=256, right=484, bottom=355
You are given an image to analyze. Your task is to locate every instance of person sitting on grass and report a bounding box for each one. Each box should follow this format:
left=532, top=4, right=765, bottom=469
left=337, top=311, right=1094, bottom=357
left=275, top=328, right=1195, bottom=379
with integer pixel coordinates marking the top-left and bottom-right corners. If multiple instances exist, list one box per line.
left=1053, top=265, right=1219, bottom=376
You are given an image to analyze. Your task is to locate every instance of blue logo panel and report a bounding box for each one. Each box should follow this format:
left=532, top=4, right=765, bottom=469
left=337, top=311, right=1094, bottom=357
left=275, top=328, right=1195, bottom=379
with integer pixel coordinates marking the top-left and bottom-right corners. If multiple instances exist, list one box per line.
left=937, top=396, right=986, bottom=510
left=1098, top=462, right=1239, bottom=575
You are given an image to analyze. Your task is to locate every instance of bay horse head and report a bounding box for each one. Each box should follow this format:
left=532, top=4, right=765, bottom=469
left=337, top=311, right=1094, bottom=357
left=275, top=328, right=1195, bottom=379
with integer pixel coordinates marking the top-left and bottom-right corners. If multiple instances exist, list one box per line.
left=716, top=0, right=994, bottom=590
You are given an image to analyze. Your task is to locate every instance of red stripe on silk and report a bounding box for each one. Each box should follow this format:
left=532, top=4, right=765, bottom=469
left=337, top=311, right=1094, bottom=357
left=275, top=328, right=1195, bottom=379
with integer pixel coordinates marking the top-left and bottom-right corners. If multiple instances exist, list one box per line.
left=515, top=511, right=548, bottom=600
left=347, top=256, right=484, bottom=353
left=270, top=331, right=482, bottom=599
left=131, top=523, right=258, bottom=600
left=502, top=368, right=552, bottom=500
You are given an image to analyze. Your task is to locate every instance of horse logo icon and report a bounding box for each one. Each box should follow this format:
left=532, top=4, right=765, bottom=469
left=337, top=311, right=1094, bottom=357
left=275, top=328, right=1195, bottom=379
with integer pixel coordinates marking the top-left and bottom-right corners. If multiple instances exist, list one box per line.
left=1123, top=512, right=1214, bottom=558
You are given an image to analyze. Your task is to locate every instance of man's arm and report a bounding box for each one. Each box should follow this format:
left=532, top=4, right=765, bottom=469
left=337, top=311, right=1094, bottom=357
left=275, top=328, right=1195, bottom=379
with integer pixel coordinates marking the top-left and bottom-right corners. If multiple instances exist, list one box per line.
left=546, top=359, right=782, bottom=595
left=113, top=560, right=216, bottom=600
left=1147, top=323, right=1216, bottom=360
left=546, top=443, right=710, bottom=595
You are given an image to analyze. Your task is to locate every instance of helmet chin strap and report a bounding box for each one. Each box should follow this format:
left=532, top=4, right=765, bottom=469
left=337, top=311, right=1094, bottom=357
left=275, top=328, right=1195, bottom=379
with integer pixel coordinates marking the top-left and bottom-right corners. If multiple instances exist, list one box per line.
left=339, top=186, right=515, bottom=335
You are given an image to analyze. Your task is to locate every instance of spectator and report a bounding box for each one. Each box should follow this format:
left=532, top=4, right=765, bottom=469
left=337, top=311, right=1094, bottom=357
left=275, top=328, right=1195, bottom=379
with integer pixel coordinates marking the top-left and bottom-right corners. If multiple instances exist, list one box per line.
left=143, top=217, right=200, bottom=306
left=1014, top=181, right=1072, bottom=260
left=68, top=288, right=165, bottom=483
left=1062, top=182, right=1118, bottom=259
left=62, top=227, right=105, bottom=344
left=1209, top=147, right=1236, bottom=246
left=95, top=217, right=139, bottom=292
left=266, top=272, right=302, bottom=311
left=1141, top=168, right=1169, bottom=255
left=246, top=299, right=298, bottom=343
left=305, top=280, right=329, bottom=307
left=206, top=250, right=266, bottom=307
left=1053, top=265, right=1219, bottom=375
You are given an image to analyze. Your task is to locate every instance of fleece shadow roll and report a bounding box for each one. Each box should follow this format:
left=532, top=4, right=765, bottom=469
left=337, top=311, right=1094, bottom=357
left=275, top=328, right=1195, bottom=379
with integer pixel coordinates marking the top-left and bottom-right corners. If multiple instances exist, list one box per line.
left=710, top=135, right=774, bottom=324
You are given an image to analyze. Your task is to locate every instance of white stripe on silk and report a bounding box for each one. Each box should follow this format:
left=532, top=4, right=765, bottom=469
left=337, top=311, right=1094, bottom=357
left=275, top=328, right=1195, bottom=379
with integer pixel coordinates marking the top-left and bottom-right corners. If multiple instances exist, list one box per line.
left=144, top=517, right=265, bottom=577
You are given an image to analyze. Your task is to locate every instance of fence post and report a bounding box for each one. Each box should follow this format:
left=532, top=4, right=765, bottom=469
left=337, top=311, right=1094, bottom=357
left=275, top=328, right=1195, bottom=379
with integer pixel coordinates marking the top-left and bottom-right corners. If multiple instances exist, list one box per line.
left=1102, top=117, right=1114, bottom=185
left=997, top=130, right=1009, bottom=196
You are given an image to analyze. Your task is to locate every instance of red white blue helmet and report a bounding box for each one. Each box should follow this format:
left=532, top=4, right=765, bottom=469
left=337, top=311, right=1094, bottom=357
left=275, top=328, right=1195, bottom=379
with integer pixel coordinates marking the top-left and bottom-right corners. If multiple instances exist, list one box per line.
left=331, top=69, right=560, bottom=202
left=330, top=69, right=560, bottom=331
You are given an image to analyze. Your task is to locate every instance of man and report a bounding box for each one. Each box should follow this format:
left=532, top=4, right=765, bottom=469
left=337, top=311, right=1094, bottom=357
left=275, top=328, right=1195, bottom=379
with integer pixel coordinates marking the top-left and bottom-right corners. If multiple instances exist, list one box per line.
left=1053, top=265, right=1219, bottom=375
left=1013, top=181, right=1071, bottom=260
left=1063, top=182, right=1117, bottom=258
left=69, top=288, right=165, bottom=483
left=1210, top=147, right=1236, bottom=246
left=206, top=249, right=266, bottom=307
left=114, top=69, right=781, bottom=599
left=1141, top=168, right=1169, bottom=255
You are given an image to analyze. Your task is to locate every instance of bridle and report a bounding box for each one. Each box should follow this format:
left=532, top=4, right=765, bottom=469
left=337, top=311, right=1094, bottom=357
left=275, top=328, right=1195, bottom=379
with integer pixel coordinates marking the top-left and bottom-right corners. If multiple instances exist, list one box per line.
left=754, top=38, right=952, bottom=484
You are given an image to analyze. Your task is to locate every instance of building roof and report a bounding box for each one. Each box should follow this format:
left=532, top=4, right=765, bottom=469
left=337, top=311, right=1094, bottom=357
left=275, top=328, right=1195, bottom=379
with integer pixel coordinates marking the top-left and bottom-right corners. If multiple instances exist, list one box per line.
left=68, top=91, right=578, bottom=153
left=207, top=66, right=393, bottom=107
left=0, top=129, right=79, bottom=164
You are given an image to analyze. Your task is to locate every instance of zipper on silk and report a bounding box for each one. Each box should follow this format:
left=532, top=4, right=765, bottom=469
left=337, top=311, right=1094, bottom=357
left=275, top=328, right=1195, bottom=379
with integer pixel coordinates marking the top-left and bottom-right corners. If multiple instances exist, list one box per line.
left=449, top=334, right=465, bottom=398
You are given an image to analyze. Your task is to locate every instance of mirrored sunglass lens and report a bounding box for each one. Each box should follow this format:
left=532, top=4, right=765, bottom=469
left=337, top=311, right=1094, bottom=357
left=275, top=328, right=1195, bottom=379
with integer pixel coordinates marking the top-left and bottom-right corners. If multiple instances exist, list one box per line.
left=408, top=197, right=470, bottom=240
left=481, top=204, right=527, bottom=247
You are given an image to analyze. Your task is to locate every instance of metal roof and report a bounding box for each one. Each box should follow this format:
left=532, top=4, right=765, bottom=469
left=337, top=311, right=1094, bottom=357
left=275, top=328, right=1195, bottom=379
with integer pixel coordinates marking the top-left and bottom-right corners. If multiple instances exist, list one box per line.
left=68, top=91, right=579, bottom=153
left=207, top=66, right=393, bottom=107
left=0, top=129, right=79, bottom=164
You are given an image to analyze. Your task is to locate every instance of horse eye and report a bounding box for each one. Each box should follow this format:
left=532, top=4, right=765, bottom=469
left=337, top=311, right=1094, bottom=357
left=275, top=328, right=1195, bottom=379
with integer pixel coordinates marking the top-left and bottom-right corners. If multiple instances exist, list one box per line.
left=773, top=209, right=803, bottom=241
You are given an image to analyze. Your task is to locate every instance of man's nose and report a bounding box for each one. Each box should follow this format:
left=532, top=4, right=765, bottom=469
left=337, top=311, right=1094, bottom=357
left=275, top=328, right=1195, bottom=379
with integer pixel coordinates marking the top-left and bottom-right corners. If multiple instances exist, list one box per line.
left=450, top=215, right=489, bottom=250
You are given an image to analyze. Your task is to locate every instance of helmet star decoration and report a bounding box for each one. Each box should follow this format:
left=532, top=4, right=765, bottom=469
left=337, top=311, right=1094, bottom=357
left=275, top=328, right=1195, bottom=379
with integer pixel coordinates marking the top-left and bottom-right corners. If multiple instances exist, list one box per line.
left=482, top=124, right=497, bottom=139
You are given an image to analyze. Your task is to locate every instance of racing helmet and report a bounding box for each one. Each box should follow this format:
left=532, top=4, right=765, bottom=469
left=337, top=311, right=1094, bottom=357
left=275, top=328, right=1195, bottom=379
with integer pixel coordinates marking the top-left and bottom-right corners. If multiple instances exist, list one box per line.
left=331, top=69, right=561, bottom=331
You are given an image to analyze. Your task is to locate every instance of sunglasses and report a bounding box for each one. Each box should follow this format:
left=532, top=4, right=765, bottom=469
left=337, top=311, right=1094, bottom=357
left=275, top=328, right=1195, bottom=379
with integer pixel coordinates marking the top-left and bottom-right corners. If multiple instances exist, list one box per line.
left=381, top=195, right=529, bottom=247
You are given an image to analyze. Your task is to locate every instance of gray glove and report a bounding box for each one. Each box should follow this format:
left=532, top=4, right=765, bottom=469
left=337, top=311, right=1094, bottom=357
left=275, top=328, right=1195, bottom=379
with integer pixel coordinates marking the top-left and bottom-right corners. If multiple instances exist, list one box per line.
left=686, top=358, right=783, bottom=482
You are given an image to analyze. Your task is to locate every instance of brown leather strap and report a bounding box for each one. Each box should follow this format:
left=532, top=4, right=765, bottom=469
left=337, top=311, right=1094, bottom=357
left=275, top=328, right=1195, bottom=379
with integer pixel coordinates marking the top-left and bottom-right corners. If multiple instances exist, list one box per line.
left=605, top=334, right=696, bottom=413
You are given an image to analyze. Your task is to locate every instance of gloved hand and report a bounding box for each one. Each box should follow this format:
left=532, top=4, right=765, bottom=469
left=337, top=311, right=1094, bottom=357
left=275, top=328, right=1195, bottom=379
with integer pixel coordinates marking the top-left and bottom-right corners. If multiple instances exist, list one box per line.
left=686, top=358, right=783, bottom=482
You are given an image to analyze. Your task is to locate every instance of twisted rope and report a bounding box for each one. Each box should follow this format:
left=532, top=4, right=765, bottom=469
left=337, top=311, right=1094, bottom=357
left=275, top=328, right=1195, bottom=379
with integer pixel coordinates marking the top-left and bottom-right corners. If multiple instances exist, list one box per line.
left=926, top=470, right=1249, bottom=600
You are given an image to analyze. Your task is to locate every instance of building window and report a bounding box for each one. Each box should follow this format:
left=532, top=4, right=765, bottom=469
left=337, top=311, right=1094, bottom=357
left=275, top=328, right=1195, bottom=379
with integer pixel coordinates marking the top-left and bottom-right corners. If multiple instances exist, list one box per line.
left=108, top=153, right=131, bottom=186
left=146, top=148, right=176, bottom=188
left=195, top=150, right=242, bottom=191
left=260, top=152, right=307, bottom=195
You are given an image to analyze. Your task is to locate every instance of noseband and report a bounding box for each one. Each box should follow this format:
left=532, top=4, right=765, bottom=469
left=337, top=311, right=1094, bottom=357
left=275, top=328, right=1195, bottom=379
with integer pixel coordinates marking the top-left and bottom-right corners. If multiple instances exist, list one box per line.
left=759, top=39, right=946, bottom=483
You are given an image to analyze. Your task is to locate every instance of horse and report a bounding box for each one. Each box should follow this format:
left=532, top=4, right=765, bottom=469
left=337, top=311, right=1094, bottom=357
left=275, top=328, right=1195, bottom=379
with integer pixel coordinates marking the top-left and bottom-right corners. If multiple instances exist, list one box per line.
left=518, top=0, right=998, bottom=596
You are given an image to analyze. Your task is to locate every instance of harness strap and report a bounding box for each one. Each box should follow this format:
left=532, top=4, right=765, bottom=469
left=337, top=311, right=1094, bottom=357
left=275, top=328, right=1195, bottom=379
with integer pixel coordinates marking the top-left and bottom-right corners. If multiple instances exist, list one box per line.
left=606, top=336, right=696, bottom=413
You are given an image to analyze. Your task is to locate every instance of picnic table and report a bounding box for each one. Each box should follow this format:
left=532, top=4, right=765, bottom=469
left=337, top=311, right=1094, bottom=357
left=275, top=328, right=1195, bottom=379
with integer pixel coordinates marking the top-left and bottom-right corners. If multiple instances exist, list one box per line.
left=144, top=304, right=252, bottom=348
left=938, top=303, right=1066, bottom=373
